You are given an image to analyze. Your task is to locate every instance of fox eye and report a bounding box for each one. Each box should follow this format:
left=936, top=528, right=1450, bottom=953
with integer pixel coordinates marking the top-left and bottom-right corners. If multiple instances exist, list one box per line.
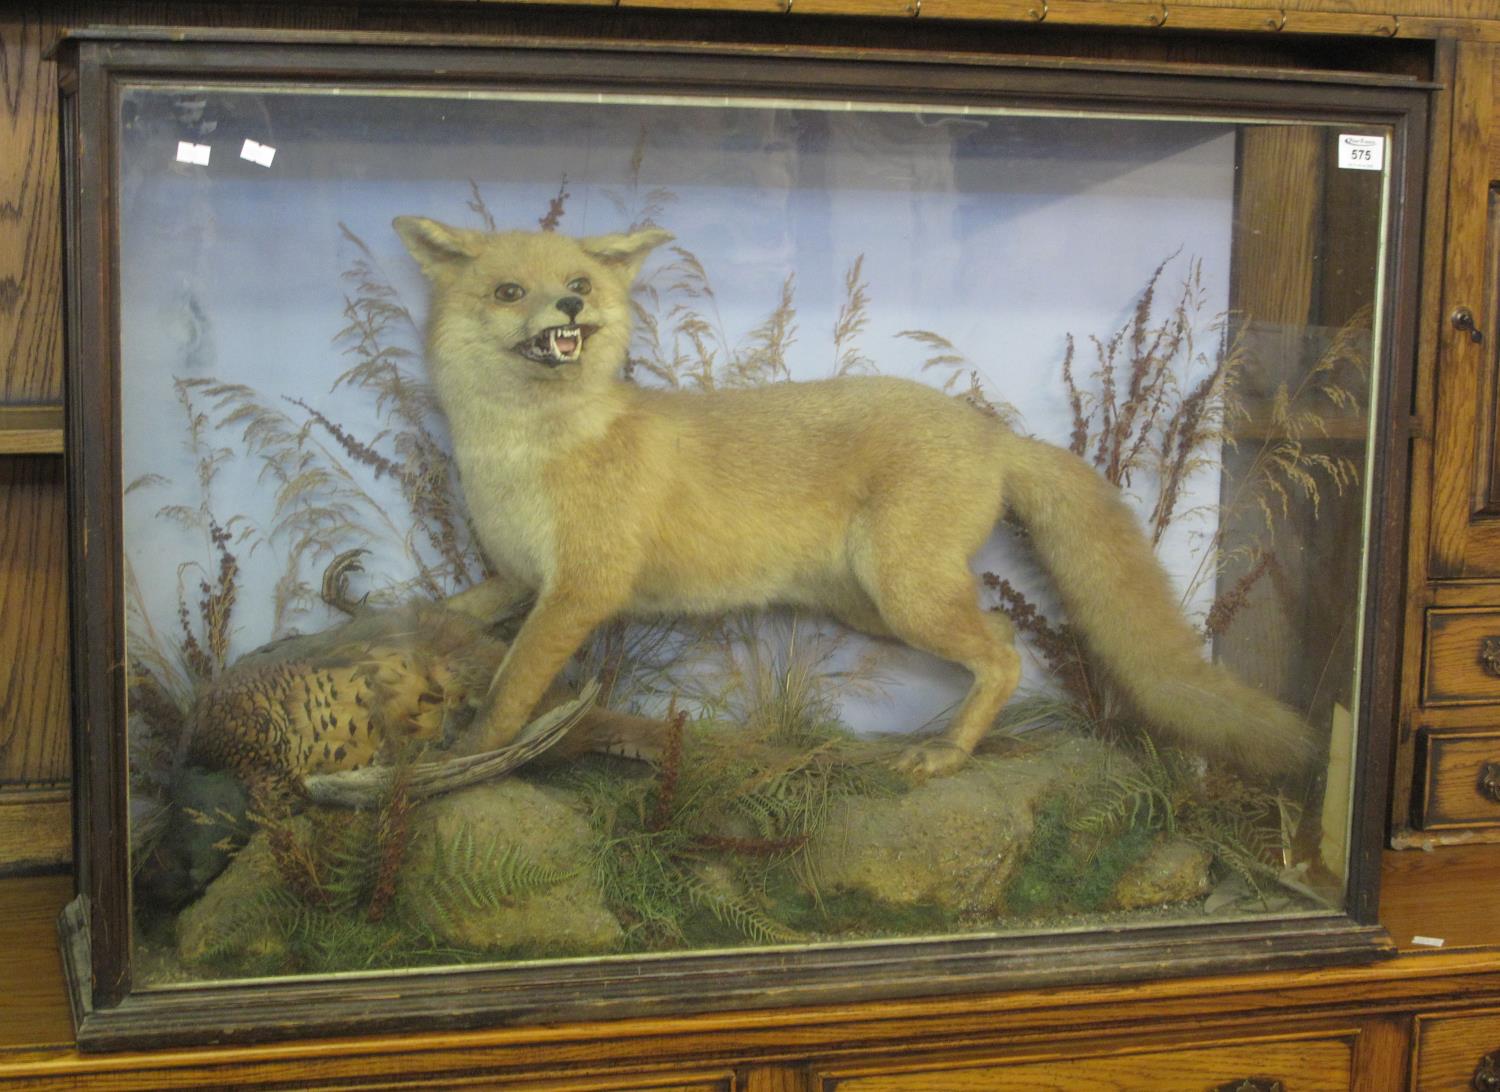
left=567, top=277, right=592, bottom=296
left=494, top=282, right=526, bottom=302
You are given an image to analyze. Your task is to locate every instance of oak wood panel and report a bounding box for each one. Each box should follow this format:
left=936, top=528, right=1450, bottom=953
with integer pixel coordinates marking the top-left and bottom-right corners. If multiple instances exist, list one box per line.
left=0, top=788, right=69, bottom=871
left=1352, top=1016, right=1413, bottom=1092
left=1416, top=726, right=1500, bottom=828
left=742, top=1069, right=813, bottom=1092
left=1430, top=581, right=1500, bottom=607
left=0, top=14, right=64, bottom=404
left=0, top=874, right=75, bottom=1051
left=0, top=457, right=67, bottom=790
left=1423, top=608, right=1500, bottom=704
left=815, top=1031, right=1357, bottom=1090
left=1201, top=0, right=1500, bottom=15
left=1413, top=1010, right=1500, bottom=1090
left=0, top=404, right=63, bottom=454
left=1430, top=41, right=1500, bottom=578
left=1233, top=128, right=1324, bottom=330
left=1380, top=844, right=1500, bottom=949
left=1391, top=36, right=1457, bottom=844
left=35, top=1, right=1435, bottom=70
left=366, top=1074, right=736, bottom=1091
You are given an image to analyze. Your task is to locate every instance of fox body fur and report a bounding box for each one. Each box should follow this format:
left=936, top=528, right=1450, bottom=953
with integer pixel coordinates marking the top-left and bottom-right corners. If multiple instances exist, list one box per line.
left=395, top=216, right=1312, bottom=778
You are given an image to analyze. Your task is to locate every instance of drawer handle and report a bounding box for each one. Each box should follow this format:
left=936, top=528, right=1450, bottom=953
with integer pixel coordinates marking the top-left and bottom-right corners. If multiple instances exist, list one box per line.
left=1482, top=763, right=1500, bottom=805
left=1214, top=1081, right=1285, bottom=1092
left=1475, top=1049, right=1500, bottom=1092
left=1480, top=636, right=1500, bottom=676
left=1454, top=306, right=1486, bottom=344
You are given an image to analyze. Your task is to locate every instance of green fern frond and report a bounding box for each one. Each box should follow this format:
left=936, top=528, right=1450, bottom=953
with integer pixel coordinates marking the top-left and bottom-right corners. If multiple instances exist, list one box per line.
left=684, top=874, right=802, bottom=945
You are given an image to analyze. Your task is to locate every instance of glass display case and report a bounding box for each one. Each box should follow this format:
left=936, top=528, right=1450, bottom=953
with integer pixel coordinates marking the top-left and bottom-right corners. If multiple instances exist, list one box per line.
left=55, top=30, right=1426, bottom=1049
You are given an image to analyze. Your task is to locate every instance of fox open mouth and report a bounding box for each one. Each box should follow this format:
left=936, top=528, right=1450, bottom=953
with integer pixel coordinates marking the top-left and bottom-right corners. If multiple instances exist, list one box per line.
left=514, top=324, right=595, bottom=367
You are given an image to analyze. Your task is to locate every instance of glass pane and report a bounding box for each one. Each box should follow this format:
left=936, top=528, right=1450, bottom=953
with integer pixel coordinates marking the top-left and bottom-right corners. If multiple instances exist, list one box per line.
left=117, top=84, right=1386, bottom=985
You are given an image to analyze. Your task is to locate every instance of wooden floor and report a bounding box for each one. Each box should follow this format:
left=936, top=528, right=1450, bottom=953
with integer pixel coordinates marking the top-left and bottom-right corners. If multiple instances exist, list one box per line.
left=1, top=845, right=1497, bottom=1081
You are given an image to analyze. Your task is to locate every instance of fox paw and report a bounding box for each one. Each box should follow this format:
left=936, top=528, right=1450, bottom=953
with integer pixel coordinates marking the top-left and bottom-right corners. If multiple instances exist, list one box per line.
left=894, top=739, right=972, bottom=781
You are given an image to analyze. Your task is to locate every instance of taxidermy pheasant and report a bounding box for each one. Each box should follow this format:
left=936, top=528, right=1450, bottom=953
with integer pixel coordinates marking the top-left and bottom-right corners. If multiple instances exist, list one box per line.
left=137, top=551, right=658, bottom=908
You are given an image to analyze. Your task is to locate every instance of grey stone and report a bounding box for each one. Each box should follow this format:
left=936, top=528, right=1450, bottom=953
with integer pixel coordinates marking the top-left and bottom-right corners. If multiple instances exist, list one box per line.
left=1112, top=836, right=1214, bottom=910
left=808, top=737, right=1104, bottom=917
left=397, top=780, right=622, bottom=954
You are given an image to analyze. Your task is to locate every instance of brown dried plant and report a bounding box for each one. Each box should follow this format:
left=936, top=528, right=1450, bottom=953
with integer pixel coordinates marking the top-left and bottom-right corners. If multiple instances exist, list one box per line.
left=538, top=176, right=571, bottom=233
left=900, top=328, right=1020, bottom=425
left=180, top=223, right=489, bottom=634
left=832, top=256, right=875, bottom=378
left=124, top=381, right=255, bottom=785
left=983, top=254, right=1369, bottom=717
left=328, top=225, right=486, bottom=583
left=629, top=241, right=887, bottom=394
left=366, top=770, right=415, bottom=923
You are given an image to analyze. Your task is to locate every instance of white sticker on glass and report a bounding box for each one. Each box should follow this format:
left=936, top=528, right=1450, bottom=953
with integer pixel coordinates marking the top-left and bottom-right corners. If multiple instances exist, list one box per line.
left=174, top=141, right=211, bottom=166
left=240, top=139, right=277, bottom=168
left=1338, top=134, right=1385, bottom=171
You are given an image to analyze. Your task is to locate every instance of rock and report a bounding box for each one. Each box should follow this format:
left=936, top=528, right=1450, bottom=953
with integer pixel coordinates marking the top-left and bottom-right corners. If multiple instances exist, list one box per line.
left=397, top=780, right=622, bottom=955
left=177, top=781, right=622, bottom=973
left=808, top=737, right=1105, bottom=917
left=176, top=817, right=303, bottom=970
left=1112, top=836, right=1214, bottom=910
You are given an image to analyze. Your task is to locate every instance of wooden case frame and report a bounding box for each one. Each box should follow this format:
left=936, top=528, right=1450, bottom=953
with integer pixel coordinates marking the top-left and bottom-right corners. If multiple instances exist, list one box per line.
left=54, top=28, right=1428, bottom=1052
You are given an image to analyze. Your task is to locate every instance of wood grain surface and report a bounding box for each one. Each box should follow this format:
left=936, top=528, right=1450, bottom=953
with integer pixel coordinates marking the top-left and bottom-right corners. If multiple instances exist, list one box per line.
left=0, top=788, right=68, bottom=871
left=1413, top=1009, right=1500, bottom=1090
left=0, top=405, right=63, bottom=455
left=0, top=857, right=1489, bottom=1090
left=1392, top=35, right=1458, bottom=844
left=1429, top=41, right=1500, bottom=578
left=0, top=14, right=63, bottom=404
left=1423, top=608, right=1500, bottom=704
left=817, top=1032, right=1357, bottom=1091
left=0, top=457, right=67, bottom=790
left=0, top=6, right=1488, bottom=1086
left=1417, top=727, right=1500, bottom=828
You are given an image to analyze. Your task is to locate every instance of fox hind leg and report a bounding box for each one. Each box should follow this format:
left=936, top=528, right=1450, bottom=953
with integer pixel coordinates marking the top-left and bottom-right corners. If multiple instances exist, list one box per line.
left=862, top=559, right=1023, bottom=779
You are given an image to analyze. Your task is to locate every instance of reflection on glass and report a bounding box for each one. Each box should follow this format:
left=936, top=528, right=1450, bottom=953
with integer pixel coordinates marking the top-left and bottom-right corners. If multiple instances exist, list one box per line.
left=117, top=87, right=1385, bottom=984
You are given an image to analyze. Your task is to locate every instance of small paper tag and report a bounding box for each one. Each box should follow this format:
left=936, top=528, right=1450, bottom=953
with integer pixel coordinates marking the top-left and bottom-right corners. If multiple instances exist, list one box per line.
left=175, top=141, right=211, bottom=166
left=1338, top=134, right=1385, bottom=171
left=240, top=139, right=277, bottom=168
left=1411, top=935, right=1445, bottom=948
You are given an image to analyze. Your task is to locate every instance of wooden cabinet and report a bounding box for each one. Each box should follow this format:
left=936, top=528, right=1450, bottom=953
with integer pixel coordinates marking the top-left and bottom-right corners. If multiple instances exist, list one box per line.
left=1413, top=1010, right=1500, bottom=1090
left=1397, top=37, right=1500, bottom=845
left=0, top=14, right=69, bottom=874
left=813, top=1028, right=1362, bottom=1091
left=1427, top=42, right=1500, bottom=582
left=3, top=0, right=1500, bottom=1089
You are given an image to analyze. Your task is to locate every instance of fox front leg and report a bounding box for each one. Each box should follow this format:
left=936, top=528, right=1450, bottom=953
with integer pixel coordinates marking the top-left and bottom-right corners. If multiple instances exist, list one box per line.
left=464, top=588, right=616, bottom=753
left=441, top=574, right=534, bottom=625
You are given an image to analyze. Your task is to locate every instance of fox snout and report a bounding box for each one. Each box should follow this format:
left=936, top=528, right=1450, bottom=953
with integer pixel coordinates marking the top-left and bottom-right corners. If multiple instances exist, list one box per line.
left=514, top=297, right=597, bottom=368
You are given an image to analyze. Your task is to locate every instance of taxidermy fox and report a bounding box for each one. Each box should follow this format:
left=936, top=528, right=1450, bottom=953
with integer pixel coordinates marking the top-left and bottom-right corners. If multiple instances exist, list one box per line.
left=395, top=216, right=1313, bottom=779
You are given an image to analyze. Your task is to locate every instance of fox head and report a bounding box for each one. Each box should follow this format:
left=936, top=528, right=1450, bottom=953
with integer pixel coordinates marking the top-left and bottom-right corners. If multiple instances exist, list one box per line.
left=394, top=217, right=671, bottom=393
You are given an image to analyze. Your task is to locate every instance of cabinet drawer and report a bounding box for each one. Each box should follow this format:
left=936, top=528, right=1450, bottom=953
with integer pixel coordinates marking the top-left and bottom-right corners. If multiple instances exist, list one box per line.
left=1424, top=609, right=1500, bottom=705
left=1416, top=727, right=1500, bottom=828
left=1414, top=1010, right=1500, bottom=1090
left=816, top=1031, right=1356, bottom=1091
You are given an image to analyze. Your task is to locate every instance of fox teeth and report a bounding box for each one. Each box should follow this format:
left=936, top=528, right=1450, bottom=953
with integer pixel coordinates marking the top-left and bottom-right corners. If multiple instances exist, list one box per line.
left=517, top=324, right=587, bottom=365
left=547, top=326, right=582, bottom=360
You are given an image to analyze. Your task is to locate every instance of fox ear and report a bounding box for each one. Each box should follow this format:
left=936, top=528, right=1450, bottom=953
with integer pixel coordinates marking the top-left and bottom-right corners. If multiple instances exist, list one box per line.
left=580, top=227, right=674, bottom=282
left=393, top=216, right=478, bottom=275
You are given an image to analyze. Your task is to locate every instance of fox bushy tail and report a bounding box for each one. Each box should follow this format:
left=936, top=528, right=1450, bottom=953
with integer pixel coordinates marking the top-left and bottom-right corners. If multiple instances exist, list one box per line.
left=997, top=431, right=1315, bottom=777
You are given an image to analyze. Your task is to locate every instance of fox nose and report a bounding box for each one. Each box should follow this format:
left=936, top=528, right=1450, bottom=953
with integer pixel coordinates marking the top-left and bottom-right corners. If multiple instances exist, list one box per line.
left=556, top=296, right=584, bottom=321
